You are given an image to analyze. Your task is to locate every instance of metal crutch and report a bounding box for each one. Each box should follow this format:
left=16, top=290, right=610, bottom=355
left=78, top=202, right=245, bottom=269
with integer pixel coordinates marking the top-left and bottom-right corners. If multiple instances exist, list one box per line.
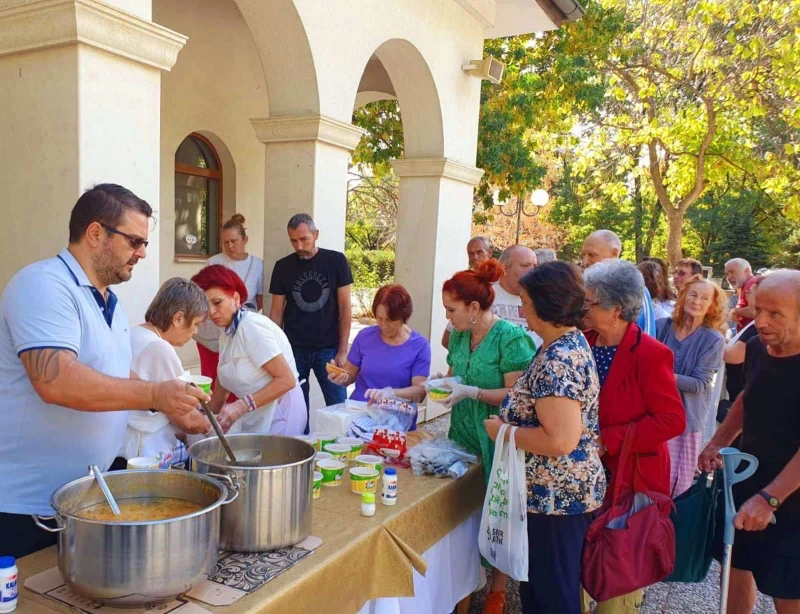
left=718, top=447, right=771, bottom=614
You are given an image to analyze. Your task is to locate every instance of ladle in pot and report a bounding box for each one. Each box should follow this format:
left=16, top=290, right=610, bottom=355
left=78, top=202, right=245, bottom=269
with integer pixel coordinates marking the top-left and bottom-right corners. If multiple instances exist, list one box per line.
left=190, top=383, right=262, bottom=467
left=89, top=465, right=120, bottom=516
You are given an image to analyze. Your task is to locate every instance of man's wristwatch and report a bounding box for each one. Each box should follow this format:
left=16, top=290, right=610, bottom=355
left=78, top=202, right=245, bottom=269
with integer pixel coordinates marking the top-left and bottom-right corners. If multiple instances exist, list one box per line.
left=758, top=490, right=780, bottom=509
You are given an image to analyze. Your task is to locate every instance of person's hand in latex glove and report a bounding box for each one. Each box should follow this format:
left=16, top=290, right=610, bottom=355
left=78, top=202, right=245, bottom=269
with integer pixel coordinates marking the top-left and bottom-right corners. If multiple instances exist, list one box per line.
left=425, top=373, right=447, bottom=384
left=218, top=399, right=249, bottom=432
left=440, top=381, right=480, bottom=409
left=364, top=387, right=394, bottom=406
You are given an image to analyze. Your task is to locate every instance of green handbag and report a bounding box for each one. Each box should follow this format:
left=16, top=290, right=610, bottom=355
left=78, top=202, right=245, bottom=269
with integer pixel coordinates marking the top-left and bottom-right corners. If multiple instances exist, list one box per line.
left=664, top=471, right=720, bottom=583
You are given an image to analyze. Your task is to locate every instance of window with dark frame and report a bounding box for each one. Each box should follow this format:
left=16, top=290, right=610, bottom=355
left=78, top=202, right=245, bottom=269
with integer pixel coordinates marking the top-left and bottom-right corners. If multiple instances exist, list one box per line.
left=174, top=133, right=222, bottom=258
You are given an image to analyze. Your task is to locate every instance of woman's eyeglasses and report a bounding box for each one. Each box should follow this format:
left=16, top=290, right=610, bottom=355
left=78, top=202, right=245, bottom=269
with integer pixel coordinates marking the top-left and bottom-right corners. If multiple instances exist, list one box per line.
left=101, top=224, right=149, bottom=249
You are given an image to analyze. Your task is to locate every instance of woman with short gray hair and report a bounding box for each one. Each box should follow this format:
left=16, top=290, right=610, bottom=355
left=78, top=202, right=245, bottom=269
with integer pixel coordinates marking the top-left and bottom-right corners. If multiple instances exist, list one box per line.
left=583, top=259, right=645, bottom=322
left=119, top=278, right=209, bottom=468
left=582, top=259, right=685, bottom=613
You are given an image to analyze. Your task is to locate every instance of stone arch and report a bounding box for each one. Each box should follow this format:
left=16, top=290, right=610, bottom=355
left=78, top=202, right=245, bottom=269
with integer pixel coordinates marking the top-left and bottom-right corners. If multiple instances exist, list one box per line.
left=233, top=0, right=319, bottom=116
left=355, top=38, right=445, bottom=159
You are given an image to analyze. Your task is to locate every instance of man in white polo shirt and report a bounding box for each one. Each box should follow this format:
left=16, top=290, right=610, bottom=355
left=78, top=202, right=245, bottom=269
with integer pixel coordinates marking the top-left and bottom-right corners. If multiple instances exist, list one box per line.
left=0, top=184, right=210, bottom=558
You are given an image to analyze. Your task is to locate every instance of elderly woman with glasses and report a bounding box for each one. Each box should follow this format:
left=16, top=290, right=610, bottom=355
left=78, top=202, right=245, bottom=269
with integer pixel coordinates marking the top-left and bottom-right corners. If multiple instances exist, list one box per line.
left=119, top=278, right=209, bottom=468
left=582, top=259, right=686, bottom=614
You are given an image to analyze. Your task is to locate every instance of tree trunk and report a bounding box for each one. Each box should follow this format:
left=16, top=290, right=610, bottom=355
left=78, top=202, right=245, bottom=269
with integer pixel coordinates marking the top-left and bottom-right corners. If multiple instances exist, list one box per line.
left=643, top=201, right=662, bottom=257
left=633, top=175, right=643, bottom=262
left=665, top=208, right=684, bottom=267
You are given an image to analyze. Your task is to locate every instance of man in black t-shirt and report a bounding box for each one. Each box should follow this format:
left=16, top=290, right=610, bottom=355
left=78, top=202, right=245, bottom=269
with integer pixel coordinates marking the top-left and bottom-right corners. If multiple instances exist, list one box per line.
left=700, top=270, right=800, bottom=613
left=268, top=214, right=353, bottom=420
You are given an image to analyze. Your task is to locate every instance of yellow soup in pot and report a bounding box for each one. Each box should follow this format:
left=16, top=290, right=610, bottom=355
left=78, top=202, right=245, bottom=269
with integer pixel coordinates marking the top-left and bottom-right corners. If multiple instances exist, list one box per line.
left=76, top=497, right=204, bottom=522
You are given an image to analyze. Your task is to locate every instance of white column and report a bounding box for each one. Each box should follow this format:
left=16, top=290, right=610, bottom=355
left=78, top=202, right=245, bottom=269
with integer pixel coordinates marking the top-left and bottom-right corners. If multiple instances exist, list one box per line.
left=251, top=115, right=364, bottom=308
left=0, top=0, right=186, bottom=323
left=391, top=158, right=484, bottom=419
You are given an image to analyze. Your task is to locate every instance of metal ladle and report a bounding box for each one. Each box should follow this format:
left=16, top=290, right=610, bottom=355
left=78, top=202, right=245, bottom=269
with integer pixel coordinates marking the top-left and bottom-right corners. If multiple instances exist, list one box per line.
left=191, top=383, right=262, bottom=467
left=90, top=465, right=120, bottom=516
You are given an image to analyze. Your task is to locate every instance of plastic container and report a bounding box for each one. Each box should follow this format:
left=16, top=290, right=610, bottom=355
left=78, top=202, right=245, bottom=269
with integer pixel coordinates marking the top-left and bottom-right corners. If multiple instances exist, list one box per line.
left=381, top=467, right=398, bottom=506
left=361, top=492, right=376, bottom=517
left=0, top=556, right=18, bottom=613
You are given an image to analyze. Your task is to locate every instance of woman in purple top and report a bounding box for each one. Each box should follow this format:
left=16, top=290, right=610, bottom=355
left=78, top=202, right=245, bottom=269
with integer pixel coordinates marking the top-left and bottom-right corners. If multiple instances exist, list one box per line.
left=327, top=284, right=431, bottom=429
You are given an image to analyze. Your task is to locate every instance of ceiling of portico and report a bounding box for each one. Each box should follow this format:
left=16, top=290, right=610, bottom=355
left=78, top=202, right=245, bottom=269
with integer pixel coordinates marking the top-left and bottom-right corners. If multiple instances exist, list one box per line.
left=356, top=55, right=397, bottom=101
left=486, top=0, right=559, bottom=37
left=452, top=0, right=583, bottom=39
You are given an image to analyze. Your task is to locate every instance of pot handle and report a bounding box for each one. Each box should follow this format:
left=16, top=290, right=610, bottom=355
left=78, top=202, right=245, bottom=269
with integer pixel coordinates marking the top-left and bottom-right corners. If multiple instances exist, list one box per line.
left=32, top=515, right=65, bottom=533
left=208, top=472, right=240, bottom=505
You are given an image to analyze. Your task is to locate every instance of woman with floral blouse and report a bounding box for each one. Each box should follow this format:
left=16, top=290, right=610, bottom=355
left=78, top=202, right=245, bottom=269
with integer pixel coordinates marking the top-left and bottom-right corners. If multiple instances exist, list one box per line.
left=441, top=259, right=536, bottom=614
left=484, top=261, right=606, bottom=614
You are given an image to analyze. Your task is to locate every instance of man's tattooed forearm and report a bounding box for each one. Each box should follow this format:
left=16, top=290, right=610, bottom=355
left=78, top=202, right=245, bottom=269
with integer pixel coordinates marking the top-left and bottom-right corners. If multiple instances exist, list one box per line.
left=21, top=348, right=72, bottom=383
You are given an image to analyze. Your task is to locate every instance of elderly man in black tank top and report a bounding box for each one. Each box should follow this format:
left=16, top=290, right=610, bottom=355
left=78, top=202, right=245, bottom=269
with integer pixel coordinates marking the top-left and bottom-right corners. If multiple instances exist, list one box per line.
left=700, top=269, right=800, bottom=614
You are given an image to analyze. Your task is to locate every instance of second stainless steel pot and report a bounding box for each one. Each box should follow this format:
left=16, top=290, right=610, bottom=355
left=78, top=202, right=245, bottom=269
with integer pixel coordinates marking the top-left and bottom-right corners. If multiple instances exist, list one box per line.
left=190, top=434, right=315, bottom=552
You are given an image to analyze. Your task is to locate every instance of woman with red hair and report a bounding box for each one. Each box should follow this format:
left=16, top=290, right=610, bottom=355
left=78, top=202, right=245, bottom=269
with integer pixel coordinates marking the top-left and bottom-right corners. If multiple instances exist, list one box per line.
left=326, top=284, right=431, bottom=428
left=441, top=259, right=537, bottom=614
left=656, top=275, right=726, bottom=496
left=191, top=265, right=306, bottom=435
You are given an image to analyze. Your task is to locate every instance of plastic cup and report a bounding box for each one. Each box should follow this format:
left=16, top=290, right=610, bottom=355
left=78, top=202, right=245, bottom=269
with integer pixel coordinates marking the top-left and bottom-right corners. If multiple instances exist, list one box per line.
left=311, top=433, right=337, bottom=451
left=317, top=460, right=345, bottom=486
left=315, top=452, right=333, bottom=465
left=349, top=467, right=380, bottom=494
left=179, top=373, right=212, bottom=395
left=338, top=437, right=363, bottom=461
left=127, top=456, right=160, bottom=470
left=324, top=444, right=351, bottom=464
left=295, top=435, right=319, bottom=451
left=355, top=454, right=383, bottom=474
left=427, top=387, right=452, bottom=401
left=313, top=471, right=323, bottom=499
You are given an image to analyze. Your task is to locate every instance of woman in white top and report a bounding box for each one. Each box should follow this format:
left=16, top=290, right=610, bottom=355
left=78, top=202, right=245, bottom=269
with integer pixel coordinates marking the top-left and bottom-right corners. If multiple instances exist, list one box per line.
left=207, top=214, right=264, bottom=311
left=194, top=214, right=264, bottom=394
left=120, top=278, right=209, bottom=466
left=191, top=265, right=306, bottom=435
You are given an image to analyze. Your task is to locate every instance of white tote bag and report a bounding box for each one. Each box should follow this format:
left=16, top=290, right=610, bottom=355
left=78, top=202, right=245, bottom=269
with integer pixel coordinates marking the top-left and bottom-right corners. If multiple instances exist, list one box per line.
left=478, top=423, right=529, bottom=581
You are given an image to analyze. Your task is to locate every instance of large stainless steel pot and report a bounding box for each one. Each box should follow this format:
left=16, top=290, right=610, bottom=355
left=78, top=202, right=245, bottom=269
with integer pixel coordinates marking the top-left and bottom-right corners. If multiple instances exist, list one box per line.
left=33, top=469, right=237, bottom=607
left=190, top=434, right=315, bottom=552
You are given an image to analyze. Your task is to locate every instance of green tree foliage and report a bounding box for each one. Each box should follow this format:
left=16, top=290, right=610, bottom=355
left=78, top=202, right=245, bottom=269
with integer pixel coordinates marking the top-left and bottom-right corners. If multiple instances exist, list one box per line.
left=545, top=0, right=800, bottom=264
left=346, top=170, right=397, bottom=251
left=686, top=182, right=788, bottom=270
left=350, top=2, right=800, bottom=266
left=351, top=100, right=403, bottom=178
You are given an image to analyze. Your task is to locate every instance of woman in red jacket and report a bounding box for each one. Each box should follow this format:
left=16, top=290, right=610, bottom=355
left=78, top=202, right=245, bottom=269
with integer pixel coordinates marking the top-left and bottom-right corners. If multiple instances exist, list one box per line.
left=582, top=259, right=686, bottom=614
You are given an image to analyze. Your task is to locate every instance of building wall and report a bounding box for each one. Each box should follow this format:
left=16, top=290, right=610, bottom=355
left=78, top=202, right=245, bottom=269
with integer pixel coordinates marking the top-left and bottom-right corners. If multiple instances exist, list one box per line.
left=0, top=47, right=80, bottom=290
left=154, top=0, right=269, bottom=365
left=0, top=42, right=162, bottom=324
left=77, top=46, right=163, bottom=323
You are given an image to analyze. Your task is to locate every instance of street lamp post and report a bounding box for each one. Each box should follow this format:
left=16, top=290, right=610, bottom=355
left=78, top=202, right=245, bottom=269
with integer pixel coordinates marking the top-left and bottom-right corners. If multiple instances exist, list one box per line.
left=494, top=189, right=550, bottom=245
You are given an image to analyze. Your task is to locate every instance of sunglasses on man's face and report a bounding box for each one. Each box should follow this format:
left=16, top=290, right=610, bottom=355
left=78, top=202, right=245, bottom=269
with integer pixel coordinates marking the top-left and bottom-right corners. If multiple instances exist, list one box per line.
left=101, top=224, right=149, bottom=249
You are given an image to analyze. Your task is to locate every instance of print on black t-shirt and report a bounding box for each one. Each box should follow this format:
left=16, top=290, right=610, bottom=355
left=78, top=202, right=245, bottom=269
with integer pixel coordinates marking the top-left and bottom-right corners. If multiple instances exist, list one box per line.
left=292, top=271, right=332, bottom=312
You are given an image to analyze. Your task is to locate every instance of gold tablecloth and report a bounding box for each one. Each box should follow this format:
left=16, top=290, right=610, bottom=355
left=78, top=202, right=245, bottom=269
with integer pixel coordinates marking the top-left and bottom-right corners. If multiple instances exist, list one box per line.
left=15, top=463, right=485, bottom=614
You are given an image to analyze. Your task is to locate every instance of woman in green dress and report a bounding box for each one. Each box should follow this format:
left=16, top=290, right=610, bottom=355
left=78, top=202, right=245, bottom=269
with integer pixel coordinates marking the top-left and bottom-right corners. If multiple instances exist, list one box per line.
left=440, top=259, right=537, bottom=614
